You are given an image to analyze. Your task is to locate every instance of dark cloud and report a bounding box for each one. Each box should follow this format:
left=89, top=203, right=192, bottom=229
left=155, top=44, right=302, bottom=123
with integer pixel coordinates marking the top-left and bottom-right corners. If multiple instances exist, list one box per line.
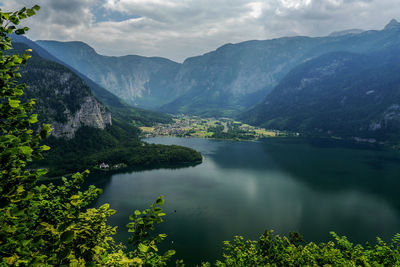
left=2, top=0, right=399, bottom=62
left=4, top=0, right=95, bottom=26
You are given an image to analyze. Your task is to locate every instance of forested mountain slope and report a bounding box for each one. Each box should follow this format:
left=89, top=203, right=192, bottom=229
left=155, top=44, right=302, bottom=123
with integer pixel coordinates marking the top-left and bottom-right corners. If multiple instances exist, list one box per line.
left=13, top=43, right=112, bottom=139
left=240, top=48, right=400, bottom=142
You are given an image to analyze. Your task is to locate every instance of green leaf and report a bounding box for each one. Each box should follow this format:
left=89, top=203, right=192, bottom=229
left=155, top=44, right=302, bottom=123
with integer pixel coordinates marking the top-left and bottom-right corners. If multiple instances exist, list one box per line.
left=15, top=29, right=25, bottom=35
left=57, top=221, right=73, bottom=232
left=9, top=99, right=20, bottom=108
left=35, top=169, right=48, bottom=177
left=164, top=250, right=176, bottom=257
left=100, top=203, right=110, bottom=210
left=23, top=191, right=34, bottom=201
left=16, top=185, right=24, bottom=194
left=40, top=145, right=50, bottom=151
left=26, top=9, right=35, bottom=17
left=28, top=114, right=38, bottom=123
left=18, top=13, right=27, bottom=19
left=19, top=146, right=33, bottom=155
left=10, top=15, right=20, bottom=25
left=126, top=222, right=135, bottom=229
left=40, top=124, right=52, bottom=138
left=60, top=231, right=74, bottom=243
left=71, top=199, right=82, bottom=206
left=134, top=210, right=141, bottom=216
left=156, top=197, right=165, bottom=206
left=138, top=243, right=149, bottom=253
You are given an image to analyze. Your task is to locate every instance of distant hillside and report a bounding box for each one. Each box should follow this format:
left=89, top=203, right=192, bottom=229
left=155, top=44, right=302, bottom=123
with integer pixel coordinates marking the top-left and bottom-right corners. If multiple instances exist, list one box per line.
left=36, top=40, right=182, bottom=109
left=329, top=29, right=364, bottom=37
left=37, top=19, right=400, bottom=117
left=240, top=47, right=400, bottom=142
left=161, top=20, right=400, bottom=116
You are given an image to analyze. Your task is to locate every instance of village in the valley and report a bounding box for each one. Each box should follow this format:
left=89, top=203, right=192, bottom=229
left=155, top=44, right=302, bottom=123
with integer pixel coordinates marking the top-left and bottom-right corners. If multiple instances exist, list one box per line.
left=139, top=115, right=292, bottom=141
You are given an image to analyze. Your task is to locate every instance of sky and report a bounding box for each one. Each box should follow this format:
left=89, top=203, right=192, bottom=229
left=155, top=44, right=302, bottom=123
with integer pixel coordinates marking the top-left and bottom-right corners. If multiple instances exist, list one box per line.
left=1, top=0, right=399, bottom=62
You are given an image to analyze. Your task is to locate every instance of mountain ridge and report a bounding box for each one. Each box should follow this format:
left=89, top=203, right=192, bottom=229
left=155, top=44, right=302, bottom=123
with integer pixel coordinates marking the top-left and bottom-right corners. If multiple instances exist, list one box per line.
left=239, top=47, right=400, bottom=142
left=384, top=19, right=400, bottom=30
left=36, top=40, right=182, bottom=109
left=36, top=19, right=400, bottom=123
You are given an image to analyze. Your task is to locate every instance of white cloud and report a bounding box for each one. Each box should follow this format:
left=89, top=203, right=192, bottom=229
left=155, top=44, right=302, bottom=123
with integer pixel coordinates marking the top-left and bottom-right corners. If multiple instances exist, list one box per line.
left=2, top=0, right=400, bottom=62
left=279, top=0, right=312, bottom=9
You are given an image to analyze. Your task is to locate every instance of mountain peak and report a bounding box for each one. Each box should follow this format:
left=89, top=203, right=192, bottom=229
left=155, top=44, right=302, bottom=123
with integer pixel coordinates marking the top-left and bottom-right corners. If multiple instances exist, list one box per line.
left=384, top=19, right=400, bottom=30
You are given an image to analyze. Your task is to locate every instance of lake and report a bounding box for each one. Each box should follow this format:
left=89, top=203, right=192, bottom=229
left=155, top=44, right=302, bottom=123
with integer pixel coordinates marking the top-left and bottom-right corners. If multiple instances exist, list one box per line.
left=86, top=137, right=400, bottom=265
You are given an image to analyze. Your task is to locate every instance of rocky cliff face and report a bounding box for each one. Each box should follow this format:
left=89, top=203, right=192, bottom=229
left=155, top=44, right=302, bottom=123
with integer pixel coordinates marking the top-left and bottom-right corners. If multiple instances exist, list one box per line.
left=51, top=96, right=112, bottom=139
left=14, top=43, right=112, bottom=139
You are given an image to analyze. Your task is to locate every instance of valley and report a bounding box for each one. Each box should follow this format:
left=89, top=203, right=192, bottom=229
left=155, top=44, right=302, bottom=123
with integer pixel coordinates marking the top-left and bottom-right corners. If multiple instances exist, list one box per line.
left=140, top=115, right=291, bottom=141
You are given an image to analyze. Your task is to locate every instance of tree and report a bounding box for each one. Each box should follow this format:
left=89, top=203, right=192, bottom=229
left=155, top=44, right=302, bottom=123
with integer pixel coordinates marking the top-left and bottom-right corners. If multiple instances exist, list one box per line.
left=0, top=6, right=174, bottom=266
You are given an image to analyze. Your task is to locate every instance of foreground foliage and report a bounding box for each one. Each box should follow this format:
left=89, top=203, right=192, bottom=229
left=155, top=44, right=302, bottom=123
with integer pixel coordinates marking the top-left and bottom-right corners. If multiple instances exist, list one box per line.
left=206, top=230, right=400, bottom=266
left=0, top=6, right=175, bottom=266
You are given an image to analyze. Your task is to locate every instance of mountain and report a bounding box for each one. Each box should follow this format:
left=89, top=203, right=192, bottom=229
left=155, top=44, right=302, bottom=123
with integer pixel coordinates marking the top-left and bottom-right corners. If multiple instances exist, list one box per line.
left=160, top=38, right=322, bottom=116
left=239, top=46, right=400, bottom=142
left=36, top=19, right=400, bottom=117
left=36, top=40, right=181, bottom=109
left=384, top=19, right=400, bottom=30
left=329, top=29, right=364, bottom=37
left=13, top=35, right=172, bottom=126
left=10, top=42, right=201, bottom=177
left=12, top=42, right=112, bottom=139
left=162, top=20, right=400, bottom=116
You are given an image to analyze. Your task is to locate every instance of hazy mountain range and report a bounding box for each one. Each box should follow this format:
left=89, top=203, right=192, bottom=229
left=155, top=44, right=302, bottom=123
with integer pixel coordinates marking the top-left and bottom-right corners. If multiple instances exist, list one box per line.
left=36, top=19, right=400, bottom=120
left=14, top=18, right=400, bottom=144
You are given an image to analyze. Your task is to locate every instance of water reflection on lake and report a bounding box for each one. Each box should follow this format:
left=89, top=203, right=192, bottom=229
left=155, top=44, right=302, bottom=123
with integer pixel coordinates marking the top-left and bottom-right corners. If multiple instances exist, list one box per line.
left=86, top=137, right=400, bottom=265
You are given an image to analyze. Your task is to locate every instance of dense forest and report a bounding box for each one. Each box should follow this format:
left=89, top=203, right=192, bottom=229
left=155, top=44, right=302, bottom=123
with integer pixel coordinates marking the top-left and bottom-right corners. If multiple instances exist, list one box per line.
left=36, top=122, right=202, bottom=177
left=1, top=6, right=399, bottom=266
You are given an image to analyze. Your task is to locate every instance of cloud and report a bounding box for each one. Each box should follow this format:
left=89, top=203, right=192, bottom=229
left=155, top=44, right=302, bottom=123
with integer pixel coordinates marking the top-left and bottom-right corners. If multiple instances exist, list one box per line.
left=2, top=0, right=400, bottom=62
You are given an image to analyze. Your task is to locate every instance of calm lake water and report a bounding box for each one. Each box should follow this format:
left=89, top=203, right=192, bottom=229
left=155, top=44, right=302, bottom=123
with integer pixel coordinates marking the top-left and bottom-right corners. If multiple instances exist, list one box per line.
left=86, top=137, right=400, bottom=265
